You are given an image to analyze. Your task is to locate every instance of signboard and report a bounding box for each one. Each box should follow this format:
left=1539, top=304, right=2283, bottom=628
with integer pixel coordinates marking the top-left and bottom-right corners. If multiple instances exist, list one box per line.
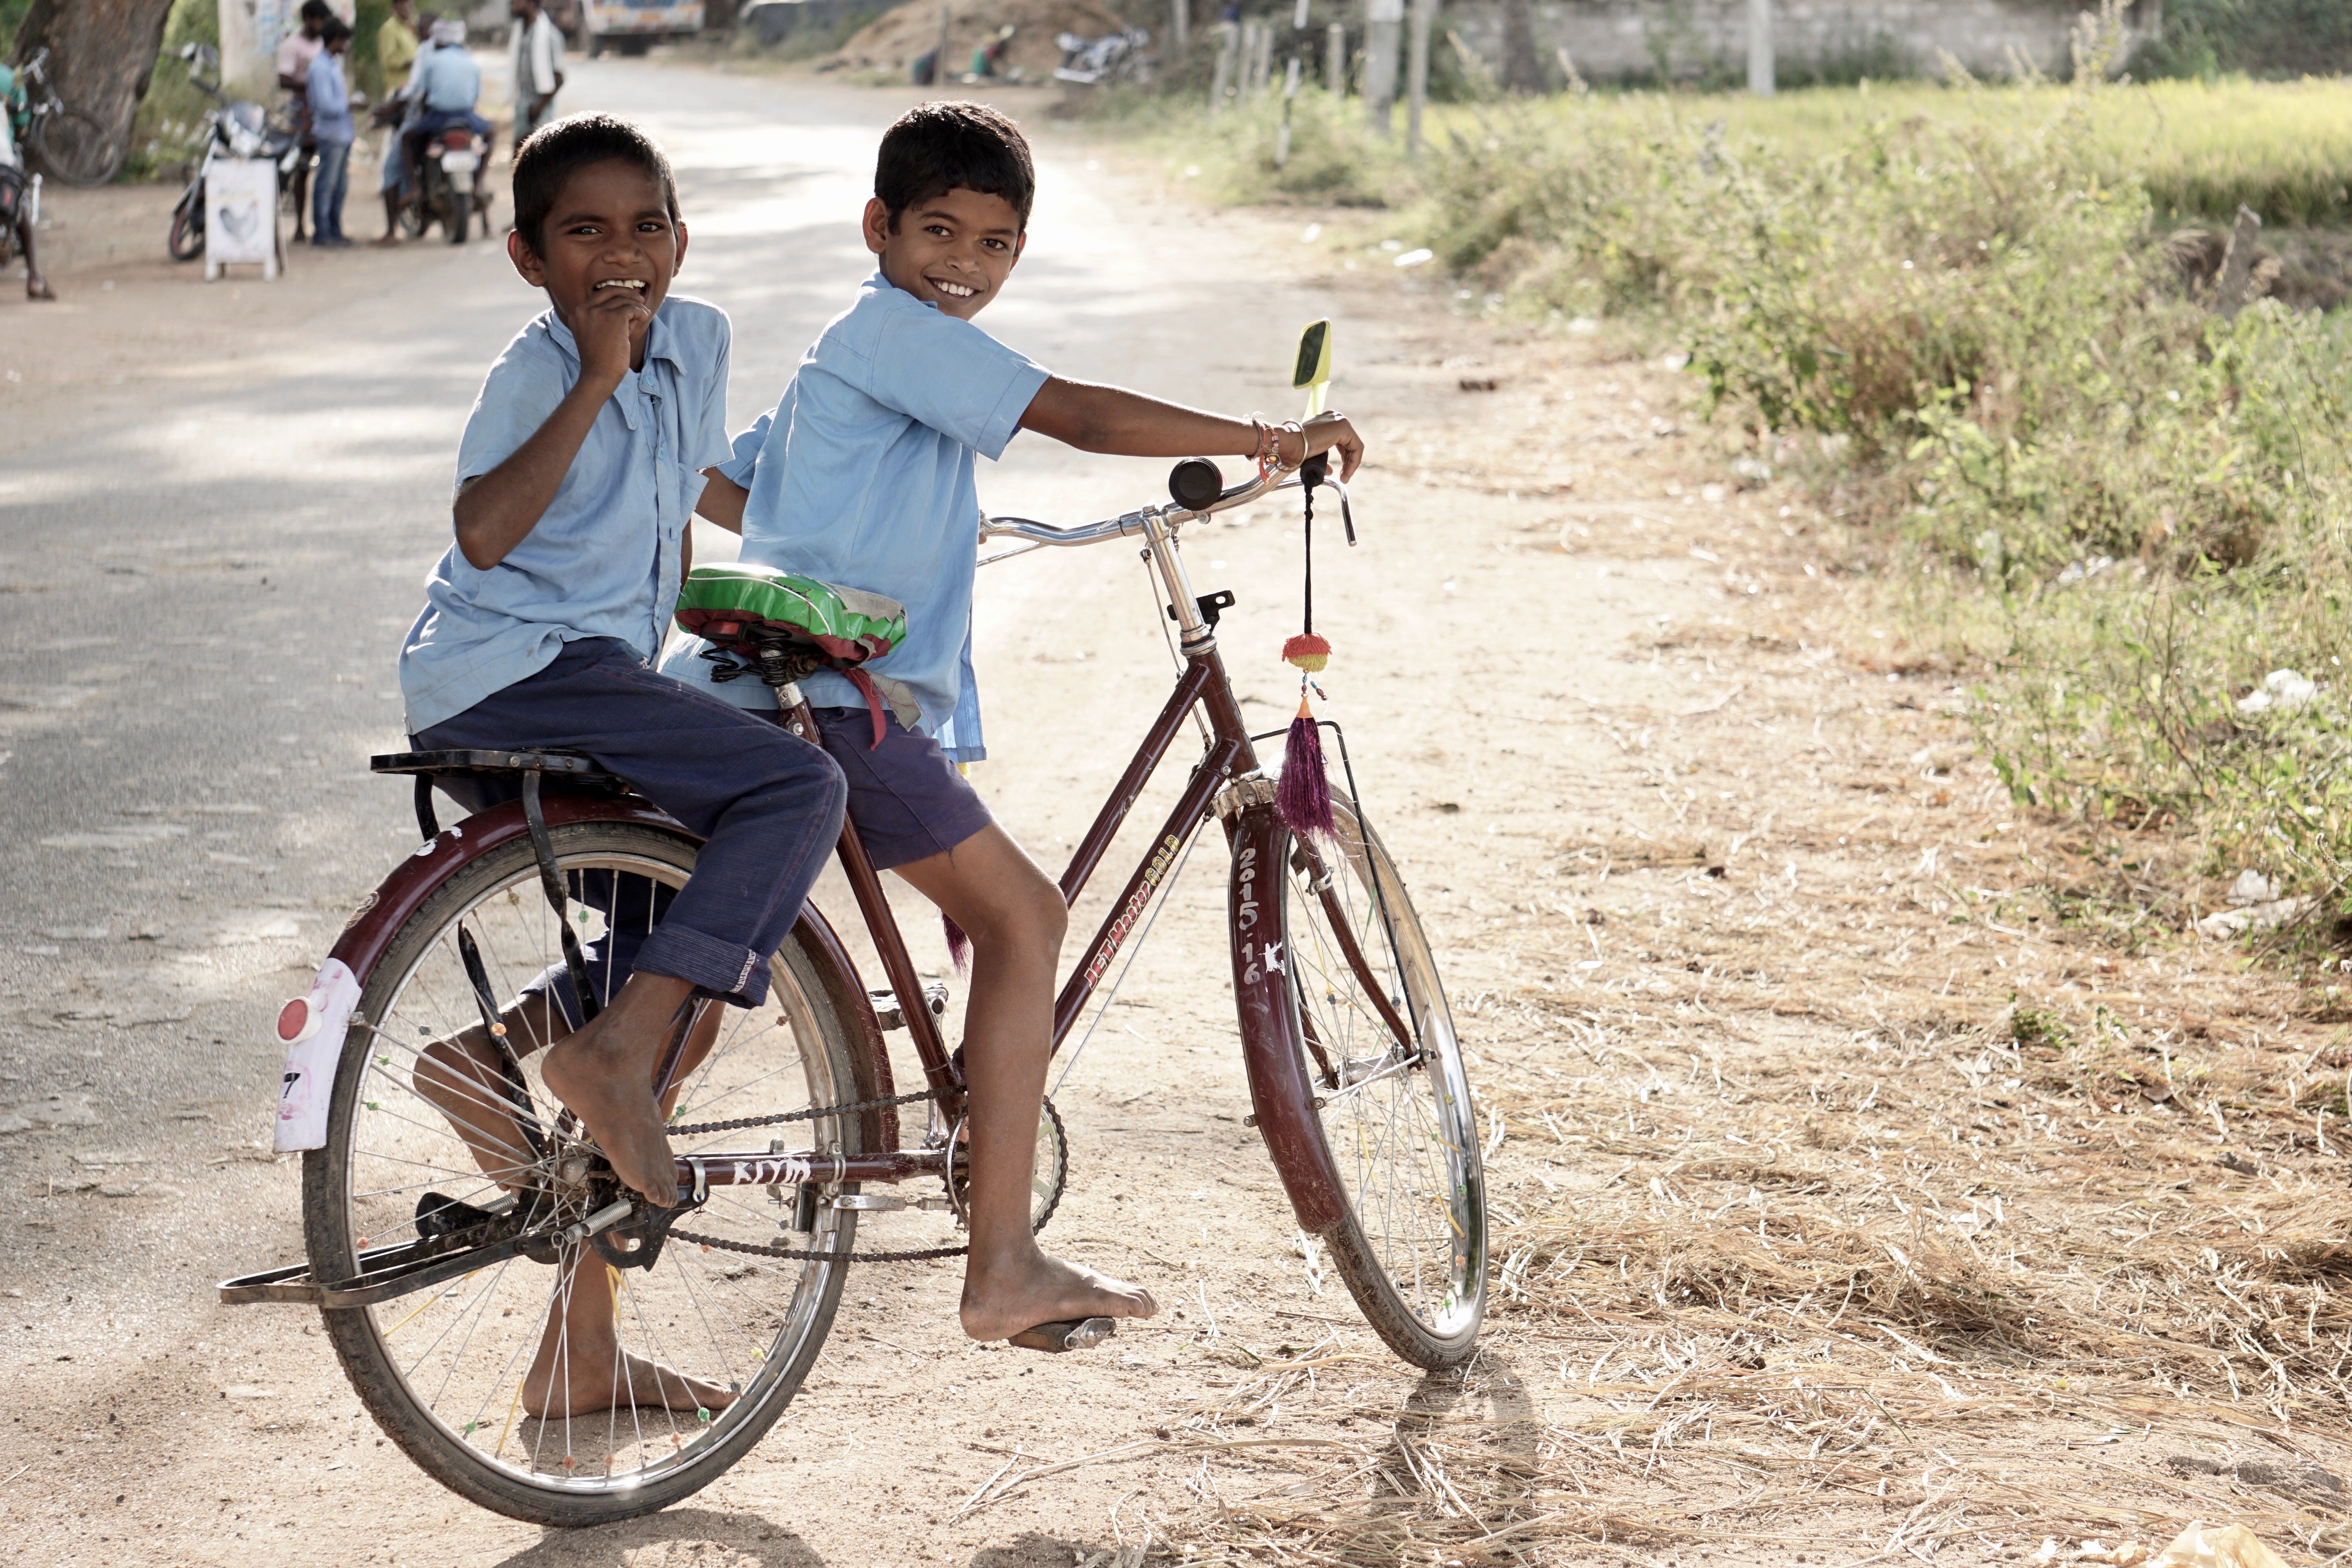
left=204, top=157, right=280, bottom=280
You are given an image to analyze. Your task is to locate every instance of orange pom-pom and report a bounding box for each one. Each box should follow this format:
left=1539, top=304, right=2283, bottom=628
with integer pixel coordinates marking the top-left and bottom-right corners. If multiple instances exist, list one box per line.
left=1283, top=633, right=1331, bottom=673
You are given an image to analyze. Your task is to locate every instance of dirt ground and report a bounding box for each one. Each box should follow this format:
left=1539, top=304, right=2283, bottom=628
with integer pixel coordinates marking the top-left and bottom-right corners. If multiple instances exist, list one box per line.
left=3, top=64, right=2348, bottom=1568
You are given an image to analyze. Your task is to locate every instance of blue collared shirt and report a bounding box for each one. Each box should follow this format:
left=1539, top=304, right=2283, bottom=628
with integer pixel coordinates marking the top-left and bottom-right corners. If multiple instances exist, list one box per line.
left=306, top=49, right=352, bottom=142
left=657, top=272, right=1049, bottom=762
left=400, top=295, right=733, bottom=734
left=415, top=44, right=479, bottom=113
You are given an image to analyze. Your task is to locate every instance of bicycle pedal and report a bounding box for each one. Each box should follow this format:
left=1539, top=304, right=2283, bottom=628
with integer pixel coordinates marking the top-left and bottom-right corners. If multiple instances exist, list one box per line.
left=1007, top=1316, right=1116, bottom=1354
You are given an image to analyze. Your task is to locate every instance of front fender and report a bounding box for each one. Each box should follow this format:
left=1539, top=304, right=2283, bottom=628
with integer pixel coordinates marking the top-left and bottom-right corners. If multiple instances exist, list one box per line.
left=1230, top=808, right=1347, bottom=1235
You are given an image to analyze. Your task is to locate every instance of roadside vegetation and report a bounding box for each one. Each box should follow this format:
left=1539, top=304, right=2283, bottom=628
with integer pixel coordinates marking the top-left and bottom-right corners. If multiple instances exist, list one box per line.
left=1134, top=33, right=2352, bottom=944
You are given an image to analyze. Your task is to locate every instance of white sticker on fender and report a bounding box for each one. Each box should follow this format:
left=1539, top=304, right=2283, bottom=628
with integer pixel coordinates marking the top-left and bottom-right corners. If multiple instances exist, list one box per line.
left=274, top=958, right=361, bottom=1152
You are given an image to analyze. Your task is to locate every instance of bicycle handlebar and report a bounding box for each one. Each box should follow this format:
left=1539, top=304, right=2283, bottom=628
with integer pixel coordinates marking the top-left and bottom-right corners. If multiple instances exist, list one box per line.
left=980, top=461, right=1328, bottom=555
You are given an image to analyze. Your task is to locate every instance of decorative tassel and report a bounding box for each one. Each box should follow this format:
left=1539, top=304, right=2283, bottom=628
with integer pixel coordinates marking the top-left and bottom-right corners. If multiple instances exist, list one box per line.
left=1281, top=632, right=1330, bottom=673
left=1277, top=445, right=1338, bottom=842
left=1278, top=695, right=1337, bottom=842
left=943, top=913, right=971, bottom=974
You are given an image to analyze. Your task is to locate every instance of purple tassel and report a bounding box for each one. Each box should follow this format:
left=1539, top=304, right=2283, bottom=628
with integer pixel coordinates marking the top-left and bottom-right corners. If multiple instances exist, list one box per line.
left=1278, top=711, right=1338, bottom=842
left=943, top=913, right=972, bottom=974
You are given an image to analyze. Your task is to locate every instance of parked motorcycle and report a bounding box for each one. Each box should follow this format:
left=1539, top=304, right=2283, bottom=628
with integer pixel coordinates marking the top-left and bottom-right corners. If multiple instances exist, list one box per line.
left=1053, top=27, right=1152, bottom=86
left=167, top=44, right=302, bottom=263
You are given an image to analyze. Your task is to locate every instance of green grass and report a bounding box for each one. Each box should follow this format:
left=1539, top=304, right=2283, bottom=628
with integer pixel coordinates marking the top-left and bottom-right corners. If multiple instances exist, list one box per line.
left=1150, top=75, right=2352, bottom=230
left=1129, top=69, right=2352, bottom=931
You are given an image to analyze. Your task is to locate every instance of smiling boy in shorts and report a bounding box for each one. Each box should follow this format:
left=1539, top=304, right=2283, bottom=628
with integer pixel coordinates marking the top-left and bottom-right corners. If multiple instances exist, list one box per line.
left=670, top=101, right=1364, bottom=1347
left=400, top=114, right=847, bottom=1414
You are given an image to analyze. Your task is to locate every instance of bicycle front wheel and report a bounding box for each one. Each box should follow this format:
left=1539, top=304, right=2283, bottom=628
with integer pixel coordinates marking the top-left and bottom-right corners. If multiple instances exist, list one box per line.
left=30, top=106, right=120, bottom=187
left=1257, top=795, right=1486, bottom=1368
left=305, top=819, right=869, bottom=1526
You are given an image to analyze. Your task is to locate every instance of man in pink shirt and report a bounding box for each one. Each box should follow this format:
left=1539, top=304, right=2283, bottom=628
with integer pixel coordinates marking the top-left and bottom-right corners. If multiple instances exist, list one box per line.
left=276, top=0, right=332, bottom=241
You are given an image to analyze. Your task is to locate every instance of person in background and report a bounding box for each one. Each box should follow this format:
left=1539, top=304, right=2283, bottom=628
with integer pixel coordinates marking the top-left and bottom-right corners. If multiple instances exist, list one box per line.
left=276, top=0, right=333, bottom=243
left=371, top=0, right=420, bottom=244
left=307, top=19, right=356, bottom=247
left=0, top=57, right=54, bottom=301
left=400, top=18, right=495, bottom=215
left=509, top=0, right=566, bottom=152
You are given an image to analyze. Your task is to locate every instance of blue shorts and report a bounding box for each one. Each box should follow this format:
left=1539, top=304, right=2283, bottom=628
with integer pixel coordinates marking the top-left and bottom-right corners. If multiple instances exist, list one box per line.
left=809, top=706, right=993, bottom=871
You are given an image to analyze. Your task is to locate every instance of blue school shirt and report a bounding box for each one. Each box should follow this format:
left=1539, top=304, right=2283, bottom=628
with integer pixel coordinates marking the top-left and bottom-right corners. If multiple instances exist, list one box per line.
left=399, top=295, right=733, bottom=735
left=657, top=272, right=1049, bottom=763
left=307, top=50, right=352, bottom=143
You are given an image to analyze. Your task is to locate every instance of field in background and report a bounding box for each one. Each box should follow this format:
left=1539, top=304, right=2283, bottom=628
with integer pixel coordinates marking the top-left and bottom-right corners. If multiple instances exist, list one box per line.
left=1118, top=66, right=2352, bottom=953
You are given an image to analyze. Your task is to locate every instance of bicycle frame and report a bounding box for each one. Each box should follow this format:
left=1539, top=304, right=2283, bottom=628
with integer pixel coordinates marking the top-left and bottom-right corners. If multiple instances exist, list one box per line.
left=659, top=477, right=1382, bottom=1238
left=661, top=505, right=1267, bottom=1198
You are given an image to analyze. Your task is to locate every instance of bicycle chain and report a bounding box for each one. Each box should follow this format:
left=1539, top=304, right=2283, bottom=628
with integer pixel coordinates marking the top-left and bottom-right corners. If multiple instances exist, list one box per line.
left=665, top=1086, right=940, bottom=1139
left=661, top=1089, right=969, bottom=1259
left=670, top=1229, right=969, bottom=1264
left=661, top=1098, right=1069, bottom=1267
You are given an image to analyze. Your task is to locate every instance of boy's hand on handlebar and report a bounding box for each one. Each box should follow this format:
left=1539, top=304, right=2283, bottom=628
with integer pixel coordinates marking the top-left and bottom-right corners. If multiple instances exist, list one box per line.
left=1285, top=412, right=1363, bottom=482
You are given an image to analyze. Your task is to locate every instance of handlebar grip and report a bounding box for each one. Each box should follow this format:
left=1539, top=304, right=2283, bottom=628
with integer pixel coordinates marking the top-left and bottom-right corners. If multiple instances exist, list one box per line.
left=1168, top=457, right=1224, bottom=512
left=1299, top=451, right=1328, bottom=488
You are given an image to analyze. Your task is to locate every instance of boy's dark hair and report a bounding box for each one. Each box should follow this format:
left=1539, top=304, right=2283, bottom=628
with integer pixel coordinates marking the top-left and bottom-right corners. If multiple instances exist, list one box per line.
left=320, top=17, right=352, bottom=44
left=511, top=114, right=680, bottom=255
left=299, top=0, right=332, bottom=21
left=875, top=102, right=1034, bottom=231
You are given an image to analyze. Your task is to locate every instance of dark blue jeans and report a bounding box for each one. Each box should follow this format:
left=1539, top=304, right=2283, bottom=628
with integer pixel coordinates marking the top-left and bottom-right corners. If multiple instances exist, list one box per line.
left=311, top=138, right=350, bottom=241
left=415, top=639, right=847, bottom=1010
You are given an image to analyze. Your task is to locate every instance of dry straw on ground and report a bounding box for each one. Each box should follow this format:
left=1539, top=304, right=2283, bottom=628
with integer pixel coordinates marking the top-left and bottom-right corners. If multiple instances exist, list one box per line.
left=1092, top=334, right=2352, bottom=1565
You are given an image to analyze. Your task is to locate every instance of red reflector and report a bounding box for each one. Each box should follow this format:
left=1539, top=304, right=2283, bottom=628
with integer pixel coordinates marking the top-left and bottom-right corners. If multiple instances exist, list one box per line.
left=716, top=621, right=740, bottom=636
left=276, top=998, right=311, bottom=1043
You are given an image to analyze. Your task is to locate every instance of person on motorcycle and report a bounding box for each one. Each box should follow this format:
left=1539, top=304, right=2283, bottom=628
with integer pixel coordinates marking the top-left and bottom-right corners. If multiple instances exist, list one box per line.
left=0, top=58, right=55, bottom=301
left=400, top=18, right=495, bottom=214
left=370, top=0, right=421, bottom=245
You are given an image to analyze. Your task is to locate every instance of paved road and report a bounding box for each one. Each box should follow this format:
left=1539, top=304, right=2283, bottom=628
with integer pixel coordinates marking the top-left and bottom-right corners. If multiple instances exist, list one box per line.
left=0, top=57, right=1441, bottom=1566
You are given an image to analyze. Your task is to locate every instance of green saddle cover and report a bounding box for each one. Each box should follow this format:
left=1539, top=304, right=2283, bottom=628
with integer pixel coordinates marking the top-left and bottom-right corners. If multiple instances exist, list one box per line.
left=674, top=563, right=909, bottom=746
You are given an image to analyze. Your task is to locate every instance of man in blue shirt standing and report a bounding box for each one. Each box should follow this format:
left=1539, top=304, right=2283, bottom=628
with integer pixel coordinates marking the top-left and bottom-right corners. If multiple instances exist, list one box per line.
left=305, top=20, right=356, bottom=247
left=399, top=18, right=496, bottom=214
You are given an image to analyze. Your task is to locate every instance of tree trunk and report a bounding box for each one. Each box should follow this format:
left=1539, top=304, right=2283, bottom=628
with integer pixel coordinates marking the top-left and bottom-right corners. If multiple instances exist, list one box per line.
left=12, top=0, right=178, bottom=178
left=1499, top=0, right=1543, bottom=92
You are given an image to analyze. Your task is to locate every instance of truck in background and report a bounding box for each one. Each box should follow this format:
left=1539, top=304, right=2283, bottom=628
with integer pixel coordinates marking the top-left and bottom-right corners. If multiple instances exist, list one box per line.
left=577, top=0, right=707, bottom=54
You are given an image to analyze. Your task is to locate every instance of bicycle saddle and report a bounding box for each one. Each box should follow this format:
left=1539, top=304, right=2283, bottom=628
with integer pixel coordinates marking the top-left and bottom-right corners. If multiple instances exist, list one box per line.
left=676, top=563, right=908, bottom=748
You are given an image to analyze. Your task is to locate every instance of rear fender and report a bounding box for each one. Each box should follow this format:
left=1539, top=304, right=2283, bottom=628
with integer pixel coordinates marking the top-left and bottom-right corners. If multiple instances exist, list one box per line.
left=1230, top=807, right=1347, bottom=1234
left=278, top=798, right=897, bottom=1154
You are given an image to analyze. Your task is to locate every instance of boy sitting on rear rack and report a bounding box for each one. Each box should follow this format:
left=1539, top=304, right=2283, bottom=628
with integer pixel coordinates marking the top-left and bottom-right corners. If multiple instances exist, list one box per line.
left=400, top=115, right=847, bottom=1414
left=667, top=101, right=1363, bottom=1348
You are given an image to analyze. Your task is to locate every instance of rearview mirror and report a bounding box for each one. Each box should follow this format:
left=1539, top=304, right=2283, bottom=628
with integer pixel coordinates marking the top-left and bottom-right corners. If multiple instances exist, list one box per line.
left=1292, top=319, right=1331, bottom=417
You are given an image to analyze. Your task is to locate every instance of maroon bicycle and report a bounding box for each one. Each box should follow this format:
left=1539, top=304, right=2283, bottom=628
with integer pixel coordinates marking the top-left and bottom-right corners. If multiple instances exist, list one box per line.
left=220, top=446, right=1485, bottom=1526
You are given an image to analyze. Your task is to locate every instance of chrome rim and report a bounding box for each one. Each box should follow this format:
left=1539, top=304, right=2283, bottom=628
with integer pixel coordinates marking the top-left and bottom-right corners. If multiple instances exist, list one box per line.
left=1283, top=805, right=1485, bottom=1338
left=333, top=849, right=850, bottom=1495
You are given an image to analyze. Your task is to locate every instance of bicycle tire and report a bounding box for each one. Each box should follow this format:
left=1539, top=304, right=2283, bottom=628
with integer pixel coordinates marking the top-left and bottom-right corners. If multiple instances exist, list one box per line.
left=1243, top=795, right=1486, bottom=1368
left=168, top=191, right=204, bottom=262
left=29, top=105, right=120, bottom=187
left=305, top=820, right=870, bottom=1526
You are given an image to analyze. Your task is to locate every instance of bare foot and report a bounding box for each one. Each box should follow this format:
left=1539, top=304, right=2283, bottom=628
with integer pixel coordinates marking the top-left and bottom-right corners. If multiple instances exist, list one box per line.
left=539, top=981, right=693, bottom=1207
left=522, top=1345, right=737, bottom=1419
left=413, top=1031, right=533, bottom=1189
left=26, top=279, right=55, bottom=301
left=959, top=1247, right=1158, bottom=1342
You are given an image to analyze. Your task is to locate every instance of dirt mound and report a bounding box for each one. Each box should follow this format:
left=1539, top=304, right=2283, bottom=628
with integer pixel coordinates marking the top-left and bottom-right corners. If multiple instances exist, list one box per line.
left=823, top=0, right=1128, bottom=80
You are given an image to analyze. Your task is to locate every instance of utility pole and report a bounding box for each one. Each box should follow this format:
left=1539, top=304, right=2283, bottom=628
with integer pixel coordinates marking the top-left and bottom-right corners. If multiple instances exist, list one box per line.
left=1363, top=0, right=1401, bottom=132
left=1747, top=0, right=1774, bottom=94
left=1325, top=19, right=1346, bottom=91
left=1171, top=0, right=1188, bottom=61
left=1405, top=0, right=1432, bottom=157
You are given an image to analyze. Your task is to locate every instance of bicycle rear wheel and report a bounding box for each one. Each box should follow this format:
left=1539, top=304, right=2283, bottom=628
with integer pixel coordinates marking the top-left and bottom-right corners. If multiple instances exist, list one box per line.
left=305, top=820, right=870, bottom=1526
left=1258, top=795, right=1486, bottom=1368
left=29, top=105, right=120, bottom=187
